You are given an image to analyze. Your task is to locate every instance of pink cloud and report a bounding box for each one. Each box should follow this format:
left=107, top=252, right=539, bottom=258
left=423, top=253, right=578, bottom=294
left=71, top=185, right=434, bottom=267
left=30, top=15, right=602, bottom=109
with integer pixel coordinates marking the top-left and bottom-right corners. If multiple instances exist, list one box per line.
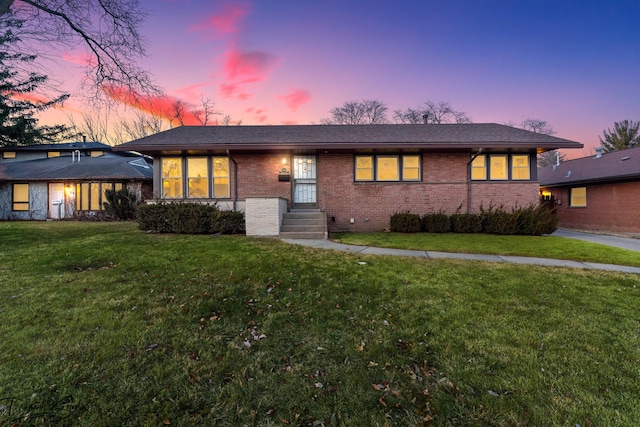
left=220, top=83, right=251, bottom=100
left=190, top=2, right=250, bottom=39
left=175, top=82, right=214, bottom=101
left=223, top=49, right=276, bottom=83
left=281, top=120, right=298, bottom=125
left=62, top=52, right=96, bottom=67
left=103, top=85, right=208, bottom=126
left=218, top=48, right=276, bottom=100
left=277, top=88, right=311, bottom=112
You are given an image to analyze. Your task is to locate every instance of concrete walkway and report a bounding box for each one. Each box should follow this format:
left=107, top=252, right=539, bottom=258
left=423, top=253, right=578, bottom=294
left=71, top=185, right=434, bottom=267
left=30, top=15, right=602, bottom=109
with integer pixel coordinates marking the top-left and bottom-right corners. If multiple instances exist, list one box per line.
left=281, top=229, right=640, bottom=274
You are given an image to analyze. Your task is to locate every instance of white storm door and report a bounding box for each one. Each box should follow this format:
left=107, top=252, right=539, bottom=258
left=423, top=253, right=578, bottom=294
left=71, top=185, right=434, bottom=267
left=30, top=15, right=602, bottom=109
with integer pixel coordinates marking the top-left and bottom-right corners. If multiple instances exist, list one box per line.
left=293, top=155, right=317, bottom=206
left=49, top=183, right=65, bottom=219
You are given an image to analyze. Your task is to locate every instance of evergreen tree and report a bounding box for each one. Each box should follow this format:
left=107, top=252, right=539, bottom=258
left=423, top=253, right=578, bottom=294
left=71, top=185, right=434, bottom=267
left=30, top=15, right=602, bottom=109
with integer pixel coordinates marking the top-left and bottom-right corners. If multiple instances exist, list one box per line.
left=599, top=120, right=640, bottom=153
left=0, top=18, right=71, bottom=146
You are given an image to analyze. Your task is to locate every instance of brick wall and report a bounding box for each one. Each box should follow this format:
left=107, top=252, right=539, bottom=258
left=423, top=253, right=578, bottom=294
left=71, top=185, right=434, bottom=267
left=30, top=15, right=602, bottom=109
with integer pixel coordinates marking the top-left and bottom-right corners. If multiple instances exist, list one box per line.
left=317, top=153, right=540, bottom=232
left=154, top=152, right=540, bottom=232
left=546, top=181, right=640, bottom=233
left=234, top=153, right=292, bottom=208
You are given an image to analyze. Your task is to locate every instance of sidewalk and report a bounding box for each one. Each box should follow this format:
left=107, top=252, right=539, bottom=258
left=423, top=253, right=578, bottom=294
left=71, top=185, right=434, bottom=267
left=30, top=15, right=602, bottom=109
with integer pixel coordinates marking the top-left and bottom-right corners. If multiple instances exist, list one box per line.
left=281, top=237, right=640, bottom=274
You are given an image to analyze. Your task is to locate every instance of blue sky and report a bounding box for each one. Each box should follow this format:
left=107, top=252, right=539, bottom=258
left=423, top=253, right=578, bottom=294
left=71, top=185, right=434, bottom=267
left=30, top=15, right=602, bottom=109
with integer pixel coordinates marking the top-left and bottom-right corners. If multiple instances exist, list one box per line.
left=41, top=0, right=640, bottom=155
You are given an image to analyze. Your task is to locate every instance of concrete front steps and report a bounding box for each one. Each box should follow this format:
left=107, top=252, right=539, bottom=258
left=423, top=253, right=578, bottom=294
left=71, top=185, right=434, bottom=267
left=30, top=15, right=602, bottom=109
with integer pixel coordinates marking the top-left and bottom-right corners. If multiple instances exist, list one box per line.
left=279, top=209, right=327, bottom=239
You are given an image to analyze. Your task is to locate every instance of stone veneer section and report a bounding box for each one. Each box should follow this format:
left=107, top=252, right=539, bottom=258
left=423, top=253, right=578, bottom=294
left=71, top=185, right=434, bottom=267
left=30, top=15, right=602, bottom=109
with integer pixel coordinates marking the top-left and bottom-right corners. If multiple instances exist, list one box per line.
left=245, top=197, right=288, bottom=237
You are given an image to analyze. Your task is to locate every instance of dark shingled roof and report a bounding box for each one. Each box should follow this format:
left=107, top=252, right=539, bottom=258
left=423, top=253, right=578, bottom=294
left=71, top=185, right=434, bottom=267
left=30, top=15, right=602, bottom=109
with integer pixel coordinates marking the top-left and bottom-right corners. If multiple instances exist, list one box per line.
left=113, top=123, right=583, bottom=153
left=0, top=141, right=111, bottom=152
left=0, top=153, right=153, bottom=181
left=539, top=146, right=640, bottom=187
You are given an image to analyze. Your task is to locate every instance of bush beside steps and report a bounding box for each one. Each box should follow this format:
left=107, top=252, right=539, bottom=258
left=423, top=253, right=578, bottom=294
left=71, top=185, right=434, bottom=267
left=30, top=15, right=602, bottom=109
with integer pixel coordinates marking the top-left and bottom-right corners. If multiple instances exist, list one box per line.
left=136, top=201, right=245, bottom=234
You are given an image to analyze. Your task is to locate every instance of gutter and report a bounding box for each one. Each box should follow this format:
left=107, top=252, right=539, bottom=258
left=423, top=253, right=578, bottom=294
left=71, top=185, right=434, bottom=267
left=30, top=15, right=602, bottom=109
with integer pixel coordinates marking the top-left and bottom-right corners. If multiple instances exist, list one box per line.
left=466, top=148, right=483, bottom=214
left=227, top=149, right=238, bottom=211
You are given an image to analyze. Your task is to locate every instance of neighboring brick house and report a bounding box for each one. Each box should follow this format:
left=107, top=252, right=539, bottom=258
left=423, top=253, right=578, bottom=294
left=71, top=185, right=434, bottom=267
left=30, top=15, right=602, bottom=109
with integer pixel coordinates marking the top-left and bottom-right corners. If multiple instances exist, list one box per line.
left=539, top=146, right=640, bottom=233
left=114, top=124, right=582, bottom=236
left=0, top=142, right=153, bottom=220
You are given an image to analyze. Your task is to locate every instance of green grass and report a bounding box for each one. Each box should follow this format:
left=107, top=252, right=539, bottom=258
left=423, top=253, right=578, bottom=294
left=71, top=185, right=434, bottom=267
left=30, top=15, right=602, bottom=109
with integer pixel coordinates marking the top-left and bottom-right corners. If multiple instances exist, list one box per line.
left=332, top=231, right=640, bottom=267
left=1, top=222, right=639, bottom=426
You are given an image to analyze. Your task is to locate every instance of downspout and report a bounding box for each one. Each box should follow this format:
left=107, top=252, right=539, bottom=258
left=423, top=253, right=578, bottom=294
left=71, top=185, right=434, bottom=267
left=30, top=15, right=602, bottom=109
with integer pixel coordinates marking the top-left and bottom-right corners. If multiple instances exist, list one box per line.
left=226, top=149, right=238, bottom=211
left=466, top=148, right=483, bottom=214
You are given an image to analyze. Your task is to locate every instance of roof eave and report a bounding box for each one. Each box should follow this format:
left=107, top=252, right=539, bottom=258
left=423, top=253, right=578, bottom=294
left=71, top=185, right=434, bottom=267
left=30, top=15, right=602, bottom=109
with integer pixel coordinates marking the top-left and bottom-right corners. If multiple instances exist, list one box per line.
left=114, top=141, right=581, bottom=154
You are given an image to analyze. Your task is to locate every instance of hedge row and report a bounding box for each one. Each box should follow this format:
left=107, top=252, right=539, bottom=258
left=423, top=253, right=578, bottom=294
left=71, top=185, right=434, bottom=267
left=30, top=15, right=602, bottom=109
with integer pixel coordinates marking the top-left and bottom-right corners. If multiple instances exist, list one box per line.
left=136, top=202, right=245, bottom=234
left=390, top=204, right=557, bottom=236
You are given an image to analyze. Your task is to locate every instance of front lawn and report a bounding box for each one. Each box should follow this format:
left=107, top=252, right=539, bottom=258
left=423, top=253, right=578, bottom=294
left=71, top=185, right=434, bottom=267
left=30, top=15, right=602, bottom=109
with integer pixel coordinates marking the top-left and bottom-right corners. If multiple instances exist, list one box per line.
left=332, top=231, right=640, bottom=267
left=1, top=222, right=639, bottom=426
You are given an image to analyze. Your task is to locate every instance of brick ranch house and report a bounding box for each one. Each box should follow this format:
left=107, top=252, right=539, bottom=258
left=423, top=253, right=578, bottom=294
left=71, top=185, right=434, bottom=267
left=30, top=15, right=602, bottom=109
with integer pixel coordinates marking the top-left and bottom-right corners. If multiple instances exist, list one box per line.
left=539, top=146, right=640, bottom=233
left=114, top=124, right=582, bottom=237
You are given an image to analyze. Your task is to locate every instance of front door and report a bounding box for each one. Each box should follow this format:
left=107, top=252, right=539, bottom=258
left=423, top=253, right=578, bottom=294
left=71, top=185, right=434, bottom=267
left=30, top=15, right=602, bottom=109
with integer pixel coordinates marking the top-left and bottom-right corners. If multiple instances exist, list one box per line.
left=293, top=155, right=317, bottom=208
left=49, top=183, right=65, bottom=219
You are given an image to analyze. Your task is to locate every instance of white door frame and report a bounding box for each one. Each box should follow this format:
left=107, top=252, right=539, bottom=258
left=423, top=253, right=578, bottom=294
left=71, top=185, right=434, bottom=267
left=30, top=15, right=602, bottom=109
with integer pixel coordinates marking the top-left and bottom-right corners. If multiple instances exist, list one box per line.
left=292, top=155, right=317, bottom=207
left=49, top=182, right=66, bottom=219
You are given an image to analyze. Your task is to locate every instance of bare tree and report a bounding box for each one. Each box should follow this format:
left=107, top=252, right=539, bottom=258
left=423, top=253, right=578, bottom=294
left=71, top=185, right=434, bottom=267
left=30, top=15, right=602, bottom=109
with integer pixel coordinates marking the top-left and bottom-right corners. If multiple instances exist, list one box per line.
left=1, top=0, right=157, bottom=101
left=218, top=114, right=242, bottom=126
left=118, top=110, right=165, bottom=141
left=192, top=96, right=219, bottom=125
left=521, top=118, right=555, bottom=135
left=513, top=118, right=564, bottom=167
left=167, top=99, right=188, bottom=127
left=394, top=101, right=471, bottom=124
left=321, top=100, right=388, bottom=124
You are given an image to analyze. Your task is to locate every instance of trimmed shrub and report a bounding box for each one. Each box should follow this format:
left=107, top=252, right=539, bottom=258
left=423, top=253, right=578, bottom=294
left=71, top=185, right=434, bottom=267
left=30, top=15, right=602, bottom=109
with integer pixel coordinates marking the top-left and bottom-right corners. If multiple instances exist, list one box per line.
left=210, top=210, right=246, bottom=234
left=513, top=204, right=558, bottom=235
left=136, top=201, right=245, bottom=234
left=390, top=211, right=422, bottom=233
left=422, top=212, right=450, bottom=233
left=103, top=188, right=138, bottom=221
left=450, top=213, right=482, bottom=233
left=168, top=202, right=213, bottom=234
left=136, top=202, right=172, bottom=232
left=480, top=204, right=517, bottom=235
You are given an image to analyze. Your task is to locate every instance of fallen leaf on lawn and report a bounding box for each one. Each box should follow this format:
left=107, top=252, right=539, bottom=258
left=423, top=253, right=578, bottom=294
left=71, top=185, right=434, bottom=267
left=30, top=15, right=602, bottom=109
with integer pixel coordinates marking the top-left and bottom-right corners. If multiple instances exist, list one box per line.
left=162, top=419, right=171, bottom=425
left=488, top=390, right=499, bottom=397
left=368, top=361, right=379, bottom=367
left=378, top=396, right=387, bottom=407
left=315, top=382, right=323, bottom=388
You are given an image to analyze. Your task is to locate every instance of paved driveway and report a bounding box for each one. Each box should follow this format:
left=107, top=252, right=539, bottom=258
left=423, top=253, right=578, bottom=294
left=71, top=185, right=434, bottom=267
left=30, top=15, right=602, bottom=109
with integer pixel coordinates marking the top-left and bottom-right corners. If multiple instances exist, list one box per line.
left=552, top=229, right=640, bottom=252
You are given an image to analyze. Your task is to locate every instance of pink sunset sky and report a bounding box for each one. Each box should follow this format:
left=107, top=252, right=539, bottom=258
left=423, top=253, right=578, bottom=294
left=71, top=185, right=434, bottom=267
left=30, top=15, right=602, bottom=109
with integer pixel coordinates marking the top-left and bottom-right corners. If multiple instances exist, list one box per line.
left=39, top=0, right=640, bottom=156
